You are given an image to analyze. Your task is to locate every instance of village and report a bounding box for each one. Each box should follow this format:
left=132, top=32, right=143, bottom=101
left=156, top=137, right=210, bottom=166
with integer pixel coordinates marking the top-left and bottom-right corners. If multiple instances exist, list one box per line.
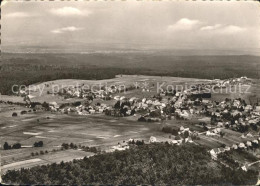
left=1, top=75, right=260, bottom=174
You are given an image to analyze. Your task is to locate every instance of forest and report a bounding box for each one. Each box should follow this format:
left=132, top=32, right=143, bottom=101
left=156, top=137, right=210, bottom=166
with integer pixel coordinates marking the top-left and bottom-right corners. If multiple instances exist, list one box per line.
left=1, top=52, right=259, bottom=95
left=2, top=143, right=258, bottom=185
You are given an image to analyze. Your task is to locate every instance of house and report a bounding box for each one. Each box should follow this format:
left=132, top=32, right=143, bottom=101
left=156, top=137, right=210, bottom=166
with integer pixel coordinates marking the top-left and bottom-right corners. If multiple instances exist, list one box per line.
left=183, top=128, right=190, bottom=132
left=232, top=110, right=241, bottom=117
left=149, top=136, right=175, bottom=144
left=114, top=96, right=120, bottom=100
left=146, top=99, right=153, bottom=105
left=177, top=139, right=183, bottom=145
left=213, top=112, right=221, bottom=117
left=210, top=148, right=220, bottom=159
left=223, top=109, right=229, bottom=114
left=224, top=146, right=231, bottom=151
left=128, top=97, right=136, bottom=103
left=241, top=164, right=249, bottom=172
left=233, top=100, right=241, bottom=108
left=179, top=110, right=190, bottom=119
left=212, top=128, right=221, bottom=134
left=246, top=132, right=253, bottom=138
left=206, top=131, right=217, bottom=136
left=161, top=103, right=166, bottom=107
left=171, top=140, right=179, bottom=145
left=239, top=143, right=246, bottom=149
left=246, top=141, right=252, bottom=147
left=248, top=119, right=256, bottom=125
left=74, top=90, right=80, bottom=97
left=245, top=105, right=253, bottom=112
left=126, top=110, right=132, bottom=115
left=149, top=136, right=157, bottom=143
left=232, top=144, right=238, bottom=150
left=120, top=96, right=126, bottom=101
left=28, top=95, right=35, bottom=99
left=225, top=121, right=231, bottom=127
left=112, top=144, right=129, bottom=151
left=179, top=126, right=185, bottom=131
left=241, top=134, right=246, bottom=138
left=185, top=137, right=193, bottom=143
left=141, top=103, right=148, bottom=109
left=49, top=101, right=59, bottom=109
left=217, top=122, right=224, bottom=127
left=255, top=106, right=260, bottom=112
left=89, top=109, right=95, bottom=114
left=202, top=99, right=210, bottom=104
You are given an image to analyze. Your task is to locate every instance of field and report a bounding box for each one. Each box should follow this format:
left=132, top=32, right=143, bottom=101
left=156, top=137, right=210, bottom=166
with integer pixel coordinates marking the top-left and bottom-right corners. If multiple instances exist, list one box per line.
left=210, top=79, right=260, bottom=105
left=26, top=75, right=210, bottom=104
left=1, top=150, right=94, bottom=174
left=0, top=101, right=165, bottom=172
left=13, top=75, right=260, bottom=106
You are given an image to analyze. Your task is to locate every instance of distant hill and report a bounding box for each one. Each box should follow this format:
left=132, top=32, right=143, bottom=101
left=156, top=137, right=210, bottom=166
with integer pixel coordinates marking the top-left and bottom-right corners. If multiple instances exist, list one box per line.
left=2, top=44, right=260, bottom=56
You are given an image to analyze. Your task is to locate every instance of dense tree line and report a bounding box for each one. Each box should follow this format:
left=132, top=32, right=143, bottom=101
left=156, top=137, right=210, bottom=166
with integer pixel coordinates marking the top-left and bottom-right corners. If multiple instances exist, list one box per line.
left=3, top=142, right=21, bottom=150
left=3, top=141, right=43, bottom=150
left=2, top=143, right=258, bottom=185
left=34, top=141, right=43, bottom=147
left=0, top=65, right=140, bottom=95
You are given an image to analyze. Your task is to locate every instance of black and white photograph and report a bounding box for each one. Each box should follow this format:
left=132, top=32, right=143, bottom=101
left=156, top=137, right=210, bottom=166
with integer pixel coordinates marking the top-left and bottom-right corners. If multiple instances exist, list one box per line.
left=1, top=0, right=260, bottom=184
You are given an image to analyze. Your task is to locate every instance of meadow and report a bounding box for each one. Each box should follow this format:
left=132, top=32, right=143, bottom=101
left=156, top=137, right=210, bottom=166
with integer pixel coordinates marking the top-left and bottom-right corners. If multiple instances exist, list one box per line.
left=0, top=103, right=164, bottom=172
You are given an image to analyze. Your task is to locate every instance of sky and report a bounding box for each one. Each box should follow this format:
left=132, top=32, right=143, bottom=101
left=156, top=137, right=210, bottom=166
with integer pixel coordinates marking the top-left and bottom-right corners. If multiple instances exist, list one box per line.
left=2, top=0, right=260, bottom=54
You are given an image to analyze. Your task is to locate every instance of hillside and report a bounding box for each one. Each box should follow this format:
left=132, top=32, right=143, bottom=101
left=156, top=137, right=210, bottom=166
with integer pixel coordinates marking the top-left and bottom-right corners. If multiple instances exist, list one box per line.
left=1, top=53, right=259, bottom=95
left=2, top=143, right=258, bottom=185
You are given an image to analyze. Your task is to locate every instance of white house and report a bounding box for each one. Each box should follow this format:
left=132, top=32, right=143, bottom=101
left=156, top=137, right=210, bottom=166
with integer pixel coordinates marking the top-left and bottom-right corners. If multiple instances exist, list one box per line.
left=206, top=131, right=217, bottom=136
left=217, top=122, right=224, bottom=127
left=114, top=96, right=120, bottom=100
left=255, top=106, right=260, bottom=112
left=246, top=141, right=252, bottom=147
left=246, top=133, right=253, bottom=138
left=252, top=140, right=258, bottom=144
left=224, top=146, right=231, bottom=151
left=149, top=136, right=157, bottom=143
left=120, top=96, right=126, bottom=101
left=49, top=101, right=59, bottom=108
left=232, top=144, right=238, bottom=150
left=210, top=148, right=220, bottom=159
left=245, top=105, right=253, bottom=111
left=239, top=143, right=246, bottom=149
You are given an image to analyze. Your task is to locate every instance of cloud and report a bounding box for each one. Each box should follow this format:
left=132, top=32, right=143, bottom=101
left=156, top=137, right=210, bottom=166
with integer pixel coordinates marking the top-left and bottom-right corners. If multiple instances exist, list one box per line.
left=6, top=12, right=30, bottom=18
left=218, top=25, right=246, bottom=34
left=51, top=26, right=84, bottom=34
left=167, top=18, right=202, bottom=31
left=200, top=24, right=222, bottom=31
left=50, top=7, right=91, bottom=17
left=201, top=24, right=246, bottom=34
